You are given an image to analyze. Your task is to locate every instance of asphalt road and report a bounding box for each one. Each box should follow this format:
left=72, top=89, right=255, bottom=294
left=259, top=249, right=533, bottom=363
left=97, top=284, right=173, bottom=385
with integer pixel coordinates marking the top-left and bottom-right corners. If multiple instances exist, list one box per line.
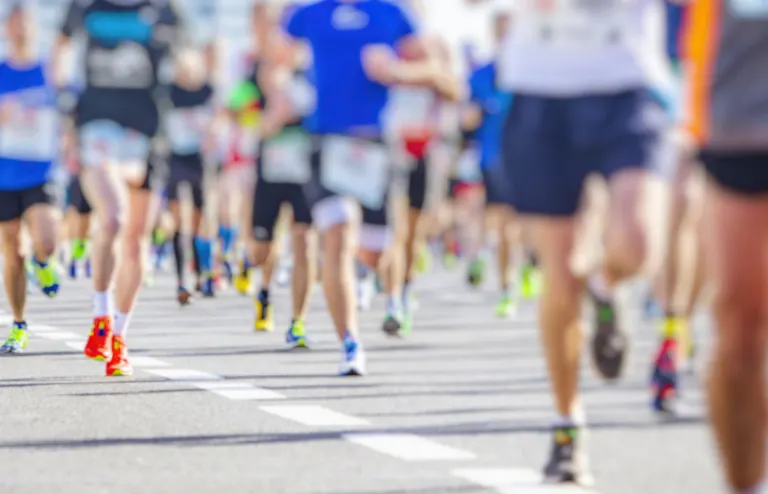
left=0, top=262, right=720, bottom=494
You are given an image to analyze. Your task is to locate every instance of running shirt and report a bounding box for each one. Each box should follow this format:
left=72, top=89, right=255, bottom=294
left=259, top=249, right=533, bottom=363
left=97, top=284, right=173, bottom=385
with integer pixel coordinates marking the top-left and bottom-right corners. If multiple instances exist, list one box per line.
left=60, top=0, right=181, bottom=115
left=497, top=0, right=664, bottom=95
left=167, top=83, right=214, bottom=157
left=468, top=62, right=512, bottom=171
left=224, top=58, right=265, bottom=168
left=283, top=0, right=417, bottom=136
left=386, top=87, right=440, bottom=159
left=685, top=0, right=768, bottom=150
left=0, top=61, right=58, bottom=190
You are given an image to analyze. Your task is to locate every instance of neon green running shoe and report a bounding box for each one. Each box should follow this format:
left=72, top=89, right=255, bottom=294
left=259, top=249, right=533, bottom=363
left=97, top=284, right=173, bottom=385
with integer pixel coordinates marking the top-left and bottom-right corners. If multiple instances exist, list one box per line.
left=520, top=264, right=542, bottom=300
left=31, top=259, right=60, bottom=297
left=495, top=293, right=516, bottom=318
left=1, top=322, right=29, bottom=353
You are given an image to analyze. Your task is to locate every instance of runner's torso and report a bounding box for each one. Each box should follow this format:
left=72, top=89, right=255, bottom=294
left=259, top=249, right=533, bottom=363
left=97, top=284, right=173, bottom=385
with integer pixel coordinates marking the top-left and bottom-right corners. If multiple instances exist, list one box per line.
left=167, top=83, right=213, bottom=158
left=0, top=61, right=58, bottom=190
left=498, top=0, right=661, bottom=95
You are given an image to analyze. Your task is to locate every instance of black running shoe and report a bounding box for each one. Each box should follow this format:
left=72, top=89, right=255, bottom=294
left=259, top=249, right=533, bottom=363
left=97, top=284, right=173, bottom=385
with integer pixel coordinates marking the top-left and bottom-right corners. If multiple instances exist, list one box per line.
left=589, top=290, right=628, bottom=380
left=543, top=426, right=592, bottom=486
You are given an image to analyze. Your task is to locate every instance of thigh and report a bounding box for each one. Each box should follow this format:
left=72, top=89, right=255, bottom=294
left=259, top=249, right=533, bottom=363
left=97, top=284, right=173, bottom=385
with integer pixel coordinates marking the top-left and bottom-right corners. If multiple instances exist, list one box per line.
left=21, top=184, right=57, bottom=223
left=502, top=94, right=585, bottom=216
left=287, top=183, right=313, bottom=225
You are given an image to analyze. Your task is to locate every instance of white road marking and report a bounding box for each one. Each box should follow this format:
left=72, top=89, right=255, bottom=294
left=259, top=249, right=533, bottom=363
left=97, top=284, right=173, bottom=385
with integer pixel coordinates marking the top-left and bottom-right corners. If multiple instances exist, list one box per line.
left=64, top=341, right=85, bottom=350
left=145, top=368, right=221, bottom=381
left=192, top=381, right=286, bottom=400
left=29, top=324, right=58, bottom=332
left=452, top=468, right=600, bottom=493
left=261, top=405, right=370, bottom=427
left=34, top=331, right=83, bottom=340
left=129, top=356, right=172, bottom=368
left=344, top=433, right=476, bottom=461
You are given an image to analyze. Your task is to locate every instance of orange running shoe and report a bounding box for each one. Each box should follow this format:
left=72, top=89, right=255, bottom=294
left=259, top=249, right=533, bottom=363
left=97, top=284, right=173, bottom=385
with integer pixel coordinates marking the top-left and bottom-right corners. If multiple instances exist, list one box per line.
left=84, top=316, right=112, bottom=361
left=106, top=335, right=133, bottom=377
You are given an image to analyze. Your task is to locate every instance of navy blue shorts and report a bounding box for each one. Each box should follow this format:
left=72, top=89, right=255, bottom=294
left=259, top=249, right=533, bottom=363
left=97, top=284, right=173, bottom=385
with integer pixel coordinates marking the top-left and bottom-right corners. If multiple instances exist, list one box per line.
left=482, top=164, right=510, bottom=206
left=501, top=89, right=662, bottom=216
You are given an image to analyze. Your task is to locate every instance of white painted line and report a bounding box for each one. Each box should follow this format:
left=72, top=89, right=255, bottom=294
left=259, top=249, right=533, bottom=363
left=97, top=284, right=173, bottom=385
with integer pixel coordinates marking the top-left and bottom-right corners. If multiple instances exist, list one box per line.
left=344, top=433, right=476, bottom=461
left=34, top=331, right=83, bottom=340
left=145, top=368, right=221, bottom=381
left=30, top=324, right=58, bottom=332
left=261, top=405, right=370, bottom=427
left=452, top=468, right=599, bottom=493
left=193, top=381, right=286, bottom=400
left=129, top=356, right=171, bottom=368
left=64, top=341, right=85, bottom=351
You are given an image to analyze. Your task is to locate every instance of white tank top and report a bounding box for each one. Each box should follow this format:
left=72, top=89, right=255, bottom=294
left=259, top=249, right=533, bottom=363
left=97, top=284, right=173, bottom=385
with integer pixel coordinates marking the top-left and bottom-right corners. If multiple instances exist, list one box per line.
left=498, top=0, right=665, bottom=95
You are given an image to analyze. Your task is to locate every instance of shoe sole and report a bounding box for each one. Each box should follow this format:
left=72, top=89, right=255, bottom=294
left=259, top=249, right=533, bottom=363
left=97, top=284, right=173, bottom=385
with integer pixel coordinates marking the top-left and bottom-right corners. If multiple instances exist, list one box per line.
left=382, top=319, right=401, bottom=337
left=107, top=369, right=134, bottom=377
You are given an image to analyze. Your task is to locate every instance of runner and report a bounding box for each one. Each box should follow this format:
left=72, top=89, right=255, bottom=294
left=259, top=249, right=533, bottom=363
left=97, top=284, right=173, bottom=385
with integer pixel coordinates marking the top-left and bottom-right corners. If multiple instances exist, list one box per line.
left=247, top=2, right=317, bottom=343
left=273, top=0, right=460, bottom=375
left=165, top=49, right=215, bottom=303
left=53, top=0, right=190, bottom=376
left=0, top=3, right=62, bottom=354
left=462, top=9, right=518, bottom=316
left=686, top=1, right=768, bottom=492
left=497, top=0, right=665, bottom=484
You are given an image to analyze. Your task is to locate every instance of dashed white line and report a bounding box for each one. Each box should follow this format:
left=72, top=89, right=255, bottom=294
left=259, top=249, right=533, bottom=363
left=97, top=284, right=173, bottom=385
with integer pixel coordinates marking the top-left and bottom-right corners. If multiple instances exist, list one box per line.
left=145, top=368, right=221, bottom=381
left=34, top=331, right=83, bottom=340
left=64, top=340, right=85, bottom=351
left=193, top=381, right=286, bottom=400
left=261, top=405, right=370, bottom=427
left=129, top=356, right=172, bottom=368
left=452, top=468, right=599, bottom=493
left=344, top=433, right=476, bottom=461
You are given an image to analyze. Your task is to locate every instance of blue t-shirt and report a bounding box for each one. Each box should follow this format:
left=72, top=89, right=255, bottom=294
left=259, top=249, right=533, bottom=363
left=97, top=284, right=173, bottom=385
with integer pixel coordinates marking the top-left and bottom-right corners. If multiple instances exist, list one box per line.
left=0, top=61, right=57, bottom=190
left=665, top=1, right=687, bottom=66
left=284, top=0, right=416, bottom=135
left=468, top=63, right=511, bottom=171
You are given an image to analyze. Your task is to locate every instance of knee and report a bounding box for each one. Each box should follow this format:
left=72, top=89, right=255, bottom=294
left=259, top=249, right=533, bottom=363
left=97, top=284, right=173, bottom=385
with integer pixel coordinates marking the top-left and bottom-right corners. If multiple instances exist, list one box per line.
left=121, top=231, right=144, bottom=263
left=250, top=243, right=271, bottom=267
left=606, top=220, right=647, bottom=275
left=99, top=209, right=124, bottom=240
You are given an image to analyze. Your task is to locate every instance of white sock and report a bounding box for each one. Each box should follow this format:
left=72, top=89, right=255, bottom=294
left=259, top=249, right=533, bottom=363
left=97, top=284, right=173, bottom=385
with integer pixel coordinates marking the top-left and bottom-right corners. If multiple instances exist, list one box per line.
left=588, top=272, right=613, bottom=300
left=386, top=295, right=402, bottom=314
left=113, top=311, right=132, bottom=337
left=93, top=291, right=112, bottom=318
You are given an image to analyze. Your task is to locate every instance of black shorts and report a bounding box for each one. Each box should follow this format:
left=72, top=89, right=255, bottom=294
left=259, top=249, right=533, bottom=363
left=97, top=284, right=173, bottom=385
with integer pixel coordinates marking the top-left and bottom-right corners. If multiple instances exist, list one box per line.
left=700, top=151, right=768, bottom=195
left=0, top=184, right=56, bottom=223
left=304, top=135, right=390, bottom=228
left=482, top=164, right=510, bottom=206
left=68, top=176, right=92, bottom=214
left=252, top=180, right=312, bottom=242
left=407, top=157, right=428, bottom=211
left=167, top=154, right=204, bottom=209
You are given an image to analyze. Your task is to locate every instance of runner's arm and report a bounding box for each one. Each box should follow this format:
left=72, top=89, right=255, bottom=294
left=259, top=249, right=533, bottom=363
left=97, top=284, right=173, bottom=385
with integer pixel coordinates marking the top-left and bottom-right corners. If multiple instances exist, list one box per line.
left=52, top=0, right=86, bottom=88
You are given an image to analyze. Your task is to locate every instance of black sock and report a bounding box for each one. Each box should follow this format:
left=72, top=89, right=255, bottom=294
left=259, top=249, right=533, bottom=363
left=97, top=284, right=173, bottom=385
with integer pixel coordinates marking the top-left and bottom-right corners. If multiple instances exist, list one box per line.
left=258, top=288, right=269, bottom=303
left=192, top=240, right=201, bottom=276
left=172, top=232, right=185, bottom=286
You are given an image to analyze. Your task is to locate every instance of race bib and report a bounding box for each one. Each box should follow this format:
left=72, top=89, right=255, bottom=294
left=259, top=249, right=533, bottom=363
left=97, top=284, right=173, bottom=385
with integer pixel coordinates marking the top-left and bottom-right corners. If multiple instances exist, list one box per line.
left=534, top=0, right=629, bottom=48
left=455, top=146, right=483, bottom=183
left=730, top=0, right=768, bottom=17
left=261, top=130, right=311, bottom=184
left=166, top=107, right=208, bottom=154
left=0, top=99, right=57, bottom=162
left=388, top=87, right=436, bottom=133
left=321, top=136, right=390, bottom=210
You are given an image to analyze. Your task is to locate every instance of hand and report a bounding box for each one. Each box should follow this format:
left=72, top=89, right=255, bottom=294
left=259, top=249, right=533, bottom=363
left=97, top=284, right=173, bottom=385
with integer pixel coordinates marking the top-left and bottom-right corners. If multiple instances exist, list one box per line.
left=362, top=44, right=398, bottom=85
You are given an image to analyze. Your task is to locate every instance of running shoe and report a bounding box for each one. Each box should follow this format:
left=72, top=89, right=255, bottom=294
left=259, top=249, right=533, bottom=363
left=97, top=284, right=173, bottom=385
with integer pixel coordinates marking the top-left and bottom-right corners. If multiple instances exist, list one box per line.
left=275, top=262, right=291, bottom=288
left=650, top=337, right=678, bottom=414
left=285, top=319, right=309, bottom=349
left=177, top=286, right=192, bottom=306
left=106, top=335, right=133, bottom=377
left=442, top=252, right=458, bottom=270
left=254, top=297, right=273, bottom=332
left=495, top=293, right=516, bottom=318
left=339, top=334, right=366, bottom=376
left=467, top=257, right=486, bottom=287
left=84, top=316, right=113, bottom=361
left=415, top=245, right=432, bottom=274
left=68, top=258, right=78, bottom=279
left=0, top=322, right=29, bottom=354
left=221, top=258, right=234, bottom=285
left=233, top=262, right=251, bottom=295
left=84, top=258, right=92, bottom=278
left=588, top=290, right=628, bottom=380
left=519, top=263, right=541, bottom=300
left=382, top=311, right=402, bottom=337
left=31, top=259, right=60, bottom=297
left=201, top=276, right=215, bottom=298
left=543, top=426, right=593, bottom=486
